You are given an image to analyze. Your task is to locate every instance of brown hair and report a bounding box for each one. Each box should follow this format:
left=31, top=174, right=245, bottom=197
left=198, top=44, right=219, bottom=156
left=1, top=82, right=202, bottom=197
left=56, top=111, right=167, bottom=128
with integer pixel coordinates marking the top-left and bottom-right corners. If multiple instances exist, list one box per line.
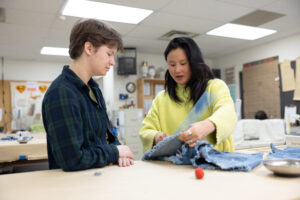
left=69, top=19, right=123, bottom=59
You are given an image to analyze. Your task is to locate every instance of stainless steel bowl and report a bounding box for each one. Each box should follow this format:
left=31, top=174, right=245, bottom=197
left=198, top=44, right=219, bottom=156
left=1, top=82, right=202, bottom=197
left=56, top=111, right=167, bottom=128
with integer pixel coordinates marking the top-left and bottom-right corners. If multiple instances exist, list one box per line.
left=263, top=159, right=300, bottom=177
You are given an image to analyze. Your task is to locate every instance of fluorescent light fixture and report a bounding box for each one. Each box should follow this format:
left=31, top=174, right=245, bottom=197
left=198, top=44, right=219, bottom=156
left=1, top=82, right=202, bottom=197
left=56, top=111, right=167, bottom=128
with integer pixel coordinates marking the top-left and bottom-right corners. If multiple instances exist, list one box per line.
left=206, top=23, right=277, bottom=40
left=40, top=47, right=69, bottom=56
left=62, top=0, right=153, bottom=24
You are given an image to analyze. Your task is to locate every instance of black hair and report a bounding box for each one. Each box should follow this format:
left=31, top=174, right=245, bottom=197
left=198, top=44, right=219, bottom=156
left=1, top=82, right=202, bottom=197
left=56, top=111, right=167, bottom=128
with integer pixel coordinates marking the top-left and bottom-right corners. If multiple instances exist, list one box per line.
left=255, top=110, right=268, bottom=120
left=164, top=37, right=215, bottom=104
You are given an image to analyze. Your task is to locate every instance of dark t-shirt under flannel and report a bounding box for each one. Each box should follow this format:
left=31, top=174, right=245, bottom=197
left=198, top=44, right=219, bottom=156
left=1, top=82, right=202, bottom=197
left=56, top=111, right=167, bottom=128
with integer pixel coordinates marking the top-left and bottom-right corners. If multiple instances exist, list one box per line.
left=42, top=66, right=120, bottom=171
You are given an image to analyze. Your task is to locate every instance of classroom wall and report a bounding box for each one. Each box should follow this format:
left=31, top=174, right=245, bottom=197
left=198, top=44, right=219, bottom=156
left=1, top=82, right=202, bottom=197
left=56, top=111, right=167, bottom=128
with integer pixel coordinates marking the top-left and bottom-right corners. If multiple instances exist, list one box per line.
left=112, top=52, right=215, bottom=111
left=2, top=52, right=214, bottom=116
left=1, top=53, right=166, bottom=116
left=2, top=59, right=66, bottom=81
left=214, top=32, right=300, bottom=99
left=113, top=52, right=165, bottom=111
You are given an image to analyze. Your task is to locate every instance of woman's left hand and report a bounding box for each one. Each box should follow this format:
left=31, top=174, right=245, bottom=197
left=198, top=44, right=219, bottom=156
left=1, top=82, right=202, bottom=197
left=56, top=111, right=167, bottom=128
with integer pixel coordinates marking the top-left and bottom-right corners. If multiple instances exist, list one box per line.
left=178, top=120, right=216, bottom=147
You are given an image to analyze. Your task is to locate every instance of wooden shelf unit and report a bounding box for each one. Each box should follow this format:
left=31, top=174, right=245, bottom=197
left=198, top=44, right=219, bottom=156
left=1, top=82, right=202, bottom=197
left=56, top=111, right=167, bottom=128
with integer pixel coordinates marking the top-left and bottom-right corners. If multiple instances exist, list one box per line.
left=137, top=78, right=165, bottom=116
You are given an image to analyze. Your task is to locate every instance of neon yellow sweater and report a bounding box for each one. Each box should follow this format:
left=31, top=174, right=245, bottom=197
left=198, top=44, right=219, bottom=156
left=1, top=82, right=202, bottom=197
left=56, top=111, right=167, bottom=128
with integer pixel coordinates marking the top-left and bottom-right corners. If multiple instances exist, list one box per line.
left=139, top=79, right=237, bottom=152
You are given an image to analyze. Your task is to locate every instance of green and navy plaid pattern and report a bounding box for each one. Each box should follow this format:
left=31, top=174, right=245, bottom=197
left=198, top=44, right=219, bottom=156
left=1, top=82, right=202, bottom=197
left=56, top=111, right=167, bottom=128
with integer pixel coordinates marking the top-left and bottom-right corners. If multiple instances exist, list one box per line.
left=42, top=66, right=120, bottom=171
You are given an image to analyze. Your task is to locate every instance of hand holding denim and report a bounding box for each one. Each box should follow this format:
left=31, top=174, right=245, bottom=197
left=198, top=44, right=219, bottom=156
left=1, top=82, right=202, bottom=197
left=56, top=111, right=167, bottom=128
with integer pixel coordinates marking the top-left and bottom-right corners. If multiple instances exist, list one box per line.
left=178, top=120, right=216, bottom=147
left=154, top=132, right=170, bottom=145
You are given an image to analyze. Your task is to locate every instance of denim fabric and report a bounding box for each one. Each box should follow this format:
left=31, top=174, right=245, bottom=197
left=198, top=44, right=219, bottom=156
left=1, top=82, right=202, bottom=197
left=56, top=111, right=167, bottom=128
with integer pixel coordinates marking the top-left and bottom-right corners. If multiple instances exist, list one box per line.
left=143, top=140, right=263, bottom=171
left=268, top=143, right=300, bottom=160
left=0, top=136, right=17, bottom=141
left=142, top=90, right=262, bottom=171
left=143, top=92, right=214, bottom=159
left=0, top=136, right=33, bottom=142
left=143, top=134, right=183, bottom=159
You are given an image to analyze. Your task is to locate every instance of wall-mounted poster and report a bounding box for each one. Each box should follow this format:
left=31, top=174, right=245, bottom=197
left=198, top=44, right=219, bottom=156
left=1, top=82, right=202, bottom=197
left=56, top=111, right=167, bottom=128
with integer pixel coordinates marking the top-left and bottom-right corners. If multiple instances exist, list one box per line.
left=10, top=81, right=50, bottom=130
left=243, top=56, right=280, bottom=119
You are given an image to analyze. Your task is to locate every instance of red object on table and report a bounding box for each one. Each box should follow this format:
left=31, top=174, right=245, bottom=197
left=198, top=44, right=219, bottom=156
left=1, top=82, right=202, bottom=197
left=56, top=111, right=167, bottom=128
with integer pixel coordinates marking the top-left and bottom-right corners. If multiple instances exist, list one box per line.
left=195, top=168, right=204, bottom=179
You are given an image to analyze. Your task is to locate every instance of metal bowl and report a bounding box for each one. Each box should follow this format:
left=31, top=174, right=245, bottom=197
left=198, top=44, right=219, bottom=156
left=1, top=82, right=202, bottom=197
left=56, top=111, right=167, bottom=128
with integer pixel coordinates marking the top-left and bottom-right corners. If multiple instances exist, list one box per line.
left=263, top=159, right=300, bottom=177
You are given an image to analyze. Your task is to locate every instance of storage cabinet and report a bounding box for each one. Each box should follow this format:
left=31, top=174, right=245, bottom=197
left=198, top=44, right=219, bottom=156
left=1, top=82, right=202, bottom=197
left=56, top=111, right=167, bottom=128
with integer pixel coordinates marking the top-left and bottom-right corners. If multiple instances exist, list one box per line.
left=118, top=109, right=143, bottom=160
left=137, top=78, right=165, bottom=116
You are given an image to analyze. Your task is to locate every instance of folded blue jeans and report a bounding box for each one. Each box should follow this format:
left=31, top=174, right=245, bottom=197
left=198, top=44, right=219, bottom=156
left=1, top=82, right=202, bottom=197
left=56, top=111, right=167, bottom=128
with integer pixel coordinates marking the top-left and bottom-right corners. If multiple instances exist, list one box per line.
left=142, top=91, right=263, bottom=171
left=142, top=136, right=263, bottom=172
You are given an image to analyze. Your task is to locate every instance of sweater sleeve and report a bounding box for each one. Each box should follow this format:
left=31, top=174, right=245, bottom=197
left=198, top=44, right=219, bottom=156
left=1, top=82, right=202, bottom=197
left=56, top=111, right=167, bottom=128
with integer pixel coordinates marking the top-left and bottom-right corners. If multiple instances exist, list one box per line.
left=207, top=79, right=237, bottom=145
left=139, top=94, right=163, bottom=152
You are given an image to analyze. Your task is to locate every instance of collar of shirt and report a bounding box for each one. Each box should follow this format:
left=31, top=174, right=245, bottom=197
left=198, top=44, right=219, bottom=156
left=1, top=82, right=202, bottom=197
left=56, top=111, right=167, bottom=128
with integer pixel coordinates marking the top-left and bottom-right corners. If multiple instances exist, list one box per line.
left=62, top=65, right=99, bottom=92
left=61, top=65, right=105, bottom=109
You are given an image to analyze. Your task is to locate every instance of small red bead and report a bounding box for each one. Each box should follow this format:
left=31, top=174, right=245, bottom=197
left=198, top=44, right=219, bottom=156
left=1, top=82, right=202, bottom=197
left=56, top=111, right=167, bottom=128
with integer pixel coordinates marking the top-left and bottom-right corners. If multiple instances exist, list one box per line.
left=195, top=168, right=204, bottom=179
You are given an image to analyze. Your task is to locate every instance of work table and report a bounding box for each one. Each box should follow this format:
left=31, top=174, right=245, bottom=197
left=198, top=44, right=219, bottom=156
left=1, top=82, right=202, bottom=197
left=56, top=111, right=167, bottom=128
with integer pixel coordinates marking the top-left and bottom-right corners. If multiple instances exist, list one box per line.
left=0, top=133, right=47, bottom=162
left=0, top=160, right=299, bottom=200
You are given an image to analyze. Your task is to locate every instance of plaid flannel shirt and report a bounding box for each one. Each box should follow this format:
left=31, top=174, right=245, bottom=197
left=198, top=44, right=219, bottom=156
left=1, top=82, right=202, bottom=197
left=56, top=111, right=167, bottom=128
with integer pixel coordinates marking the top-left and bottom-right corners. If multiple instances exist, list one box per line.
left=42, top=66, right=120, bottom=171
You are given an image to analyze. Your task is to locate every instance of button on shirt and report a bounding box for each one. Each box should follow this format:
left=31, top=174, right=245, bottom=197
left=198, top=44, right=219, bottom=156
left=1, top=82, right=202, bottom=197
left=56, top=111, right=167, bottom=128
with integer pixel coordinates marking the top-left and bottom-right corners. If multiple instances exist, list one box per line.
left=42, top=65, right=120, bottom=171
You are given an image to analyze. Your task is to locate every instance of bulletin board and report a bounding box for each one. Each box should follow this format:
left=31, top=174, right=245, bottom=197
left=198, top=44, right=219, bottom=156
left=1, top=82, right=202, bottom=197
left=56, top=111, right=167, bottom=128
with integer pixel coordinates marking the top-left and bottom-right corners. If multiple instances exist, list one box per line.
left=242, top=56, right=281, bottom=119
left=0, top=80, right=50, bottom=132
left=0, top=80, right=12, bottom=132
left=279, top=59, right=300, bottom=117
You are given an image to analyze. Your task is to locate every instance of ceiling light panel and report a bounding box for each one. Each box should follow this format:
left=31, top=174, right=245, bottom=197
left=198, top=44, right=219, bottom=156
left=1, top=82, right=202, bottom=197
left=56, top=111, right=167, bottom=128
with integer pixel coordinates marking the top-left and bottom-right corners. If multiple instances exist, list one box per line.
left=41, top=47, right=69, bottom=56
left=206, top=23, right=277, bottom=40
left=62, top=0, right=153, bottom=24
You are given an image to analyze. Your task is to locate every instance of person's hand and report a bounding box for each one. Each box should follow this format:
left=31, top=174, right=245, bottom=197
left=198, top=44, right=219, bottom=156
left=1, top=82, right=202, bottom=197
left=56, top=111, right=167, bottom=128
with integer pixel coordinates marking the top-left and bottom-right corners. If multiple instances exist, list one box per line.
left=116, top=145, right=134, bottom=167
left=154, top=132, right=170, bottom=145
left=118, top=157, right=134, bottom=167
left=177, top=120, right=216, bottom=147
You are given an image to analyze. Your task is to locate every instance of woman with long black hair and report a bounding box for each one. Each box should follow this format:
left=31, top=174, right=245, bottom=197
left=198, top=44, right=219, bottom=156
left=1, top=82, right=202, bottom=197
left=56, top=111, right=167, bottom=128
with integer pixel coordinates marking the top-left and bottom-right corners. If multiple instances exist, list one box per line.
left=139, top=37, right=237, bottom=152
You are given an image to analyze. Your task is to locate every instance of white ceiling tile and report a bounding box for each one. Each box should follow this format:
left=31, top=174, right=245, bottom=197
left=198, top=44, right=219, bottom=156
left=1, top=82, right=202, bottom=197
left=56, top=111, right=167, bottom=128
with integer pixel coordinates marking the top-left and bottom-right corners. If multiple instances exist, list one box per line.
left=140, top=12, right=223, bottom=34
left=5, top=8, right=55, bottom=29
left=196, top=34, right=247, bottom=47
left=0, top=23, right=47, bottom=44
left=194, top=35, right=247, bottom=57
left=105, top=21, right=137, bottom=35
left=92, top=0, right=173, bottom=10
left=216, top=0, right=278, bottom=8
left=161, top=0, right=255, bottom=22
left=262, top=0, right=300, bottom=17
left=0, top=0, right=64, bottom=14
left=261, top=15, right=300, bottom=32
left=123, top=36, right=169, bottom=55
left=50, top=16, right=136, bottom=36
left=0, top=44, right=41, bottom=61
left=50, top=16, right=82, bottom=30
left=42, top=29, right=70, bottom=48
left=126, top=25, right=172, bottom=39
left=0, top=0, right=299, bottom=62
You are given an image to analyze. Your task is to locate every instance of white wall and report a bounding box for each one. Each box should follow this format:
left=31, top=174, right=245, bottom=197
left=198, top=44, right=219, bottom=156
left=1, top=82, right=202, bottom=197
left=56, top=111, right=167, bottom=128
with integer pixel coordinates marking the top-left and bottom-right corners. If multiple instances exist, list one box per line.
left=112, top=52, right=216, bottom=110
left=3, top=59, right=66, bottom=81
left=214, top=33, right=300, bottom=99
left=2, top=53, right=215, bottom=114
left=113, top=52, right=165, bottom=110
left=2, top=53, right=166, bottom=113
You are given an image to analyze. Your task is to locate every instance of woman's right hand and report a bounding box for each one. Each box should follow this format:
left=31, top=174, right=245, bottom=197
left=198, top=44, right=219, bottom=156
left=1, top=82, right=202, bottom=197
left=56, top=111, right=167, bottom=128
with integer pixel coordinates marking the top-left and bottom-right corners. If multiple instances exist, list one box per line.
left=154, top=132, right=170, bottom=145
left=116, top=145, right=134, bottom=167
